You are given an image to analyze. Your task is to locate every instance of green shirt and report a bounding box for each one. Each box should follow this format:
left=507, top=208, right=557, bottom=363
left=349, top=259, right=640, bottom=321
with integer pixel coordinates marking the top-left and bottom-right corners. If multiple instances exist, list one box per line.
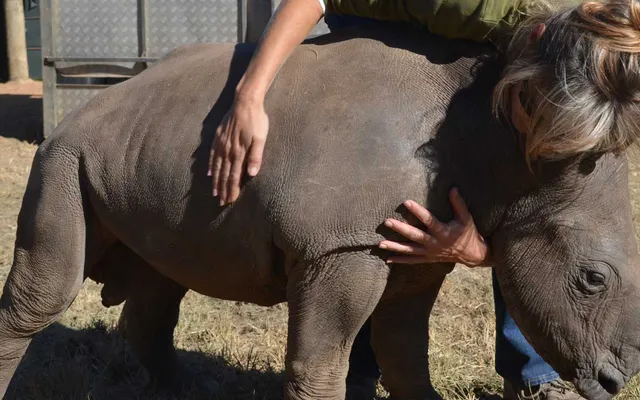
left=322, top=0, right=528, bottom=42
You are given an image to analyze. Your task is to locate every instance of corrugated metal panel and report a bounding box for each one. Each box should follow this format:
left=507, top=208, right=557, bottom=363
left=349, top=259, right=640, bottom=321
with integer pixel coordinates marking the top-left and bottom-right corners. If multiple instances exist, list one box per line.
left=146, top=0, right=242, bottom=56
left=54, top=0, right=139, bottom=57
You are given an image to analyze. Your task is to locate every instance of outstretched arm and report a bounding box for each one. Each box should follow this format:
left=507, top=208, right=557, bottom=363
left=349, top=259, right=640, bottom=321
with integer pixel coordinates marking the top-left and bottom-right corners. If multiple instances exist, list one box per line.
left=210, top=0, right=324, bottom=205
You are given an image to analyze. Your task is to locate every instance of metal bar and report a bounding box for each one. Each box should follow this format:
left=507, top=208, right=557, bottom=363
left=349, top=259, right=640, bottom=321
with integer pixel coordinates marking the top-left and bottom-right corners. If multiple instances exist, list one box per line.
left=41, top=0, right=56, bottom=139
left=56, top=83, right=115, bottom=89
left=238, top=0, right=248, bottom=43
left=44, top=56, right=160, bottom=65
left=245, top=0, right=273, bottom=43
left=137, top=0, right=148, bottom=57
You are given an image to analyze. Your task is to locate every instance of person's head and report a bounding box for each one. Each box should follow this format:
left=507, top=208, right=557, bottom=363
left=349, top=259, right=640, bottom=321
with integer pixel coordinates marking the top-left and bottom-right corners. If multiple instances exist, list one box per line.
left=487, top=2, right=640, bottom=397
left=494, top=0, right=640, bottom=163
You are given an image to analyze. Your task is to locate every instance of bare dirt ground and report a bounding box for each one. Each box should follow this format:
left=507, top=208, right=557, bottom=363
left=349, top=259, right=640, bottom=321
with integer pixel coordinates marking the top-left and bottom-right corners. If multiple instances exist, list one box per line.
left=1, top=81, right=639, bottom=399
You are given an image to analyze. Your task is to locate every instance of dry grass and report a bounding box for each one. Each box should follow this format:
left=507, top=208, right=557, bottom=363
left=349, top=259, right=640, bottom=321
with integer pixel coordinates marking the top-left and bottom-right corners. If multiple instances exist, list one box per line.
left=2, top=83, right=640, bottom=399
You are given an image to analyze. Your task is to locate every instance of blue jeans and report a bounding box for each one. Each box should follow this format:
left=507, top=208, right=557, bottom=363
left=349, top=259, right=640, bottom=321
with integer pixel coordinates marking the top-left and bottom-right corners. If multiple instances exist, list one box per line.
left=328, top=13, right=560, bottom=387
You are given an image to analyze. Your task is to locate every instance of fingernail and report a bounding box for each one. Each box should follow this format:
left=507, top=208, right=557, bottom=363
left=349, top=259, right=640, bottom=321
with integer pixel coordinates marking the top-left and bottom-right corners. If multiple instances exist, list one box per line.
left=384, top=220, right=393, bottom=228
left=248, top=167, right=258, bottom=176
left=219, top=199, right=225, bottom=206
left=379, top=243, right=387, bottom=249
left=404, top=200, right=413, bottom=208
left=207, top=169, right=212, bottom=177
left=213, top=189, right=218, bottom=196
left=386, top=260, right=393, bottom=264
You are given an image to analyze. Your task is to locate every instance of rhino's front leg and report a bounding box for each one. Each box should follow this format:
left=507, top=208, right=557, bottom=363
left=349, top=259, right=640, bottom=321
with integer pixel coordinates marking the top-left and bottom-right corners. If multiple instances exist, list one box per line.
left=371, top=275, right=447, bottom=400
left=284, top=252, right=388, bottom=400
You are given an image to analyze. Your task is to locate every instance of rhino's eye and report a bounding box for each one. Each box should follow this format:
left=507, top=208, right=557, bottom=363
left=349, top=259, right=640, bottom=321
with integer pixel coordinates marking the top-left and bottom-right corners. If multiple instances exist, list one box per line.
left=586, top=271, right=605, bottom=286
left=579, top=268, right=609, bottom=294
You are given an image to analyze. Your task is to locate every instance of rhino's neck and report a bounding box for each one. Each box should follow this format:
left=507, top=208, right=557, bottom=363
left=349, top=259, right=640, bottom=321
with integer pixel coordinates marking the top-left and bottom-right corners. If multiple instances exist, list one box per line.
left=418, top=55, right=536, bottom=239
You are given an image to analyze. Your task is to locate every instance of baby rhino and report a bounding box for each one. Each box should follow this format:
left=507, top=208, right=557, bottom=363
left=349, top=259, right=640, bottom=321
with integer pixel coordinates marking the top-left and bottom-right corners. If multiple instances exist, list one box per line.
left=1, top=28, right=640, bottom=400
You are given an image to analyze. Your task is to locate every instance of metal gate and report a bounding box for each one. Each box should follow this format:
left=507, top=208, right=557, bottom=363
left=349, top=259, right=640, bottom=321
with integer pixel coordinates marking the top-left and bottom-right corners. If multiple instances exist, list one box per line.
left=40, top=0, right=329, bottom=137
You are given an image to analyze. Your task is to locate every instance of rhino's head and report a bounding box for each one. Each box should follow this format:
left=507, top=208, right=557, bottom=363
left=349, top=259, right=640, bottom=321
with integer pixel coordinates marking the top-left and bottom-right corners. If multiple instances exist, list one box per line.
left=492, top=152, right=640, bottom=399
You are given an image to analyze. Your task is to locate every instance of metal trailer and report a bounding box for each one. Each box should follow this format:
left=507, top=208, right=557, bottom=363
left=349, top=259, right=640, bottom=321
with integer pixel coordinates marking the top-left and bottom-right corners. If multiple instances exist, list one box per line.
left=40, top=0, right=329, bottom=138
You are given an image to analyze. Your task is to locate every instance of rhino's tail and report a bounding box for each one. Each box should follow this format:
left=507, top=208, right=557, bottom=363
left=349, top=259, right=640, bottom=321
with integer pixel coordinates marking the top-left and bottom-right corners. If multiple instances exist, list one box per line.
left=0, top=141, right=89, bottom=397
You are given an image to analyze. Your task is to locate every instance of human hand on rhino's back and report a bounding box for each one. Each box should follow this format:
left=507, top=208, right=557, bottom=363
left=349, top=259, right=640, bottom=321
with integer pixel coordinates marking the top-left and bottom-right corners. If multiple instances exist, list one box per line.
left=209, top=98, right=269, bottom=204
left=209, top=0, right=323, bottom=205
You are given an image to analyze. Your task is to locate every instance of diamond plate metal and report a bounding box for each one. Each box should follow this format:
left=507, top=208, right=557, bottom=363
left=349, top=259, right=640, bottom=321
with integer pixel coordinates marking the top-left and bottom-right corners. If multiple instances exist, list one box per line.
left=55, top=87, right=105, bottom=125
left=147, top=0, right=241, bottom=56
left=55, top=0, right=139, bottom=57
left=44, top=0, right=328, bottom=137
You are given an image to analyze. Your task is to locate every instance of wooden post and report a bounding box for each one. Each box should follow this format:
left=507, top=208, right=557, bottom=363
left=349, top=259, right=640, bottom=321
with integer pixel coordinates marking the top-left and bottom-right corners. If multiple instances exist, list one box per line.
left=4, top=0, right=29, bottom=82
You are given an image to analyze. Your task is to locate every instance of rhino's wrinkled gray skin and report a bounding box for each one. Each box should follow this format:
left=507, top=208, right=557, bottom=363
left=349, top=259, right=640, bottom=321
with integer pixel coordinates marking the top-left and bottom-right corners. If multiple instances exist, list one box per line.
left=1, top=27, right=640, bottom=400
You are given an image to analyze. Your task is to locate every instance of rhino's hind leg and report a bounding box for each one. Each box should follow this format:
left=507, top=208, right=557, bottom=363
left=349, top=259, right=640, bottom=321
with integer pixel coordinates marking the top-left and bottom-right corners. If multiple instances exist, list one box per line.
left=116, top=259, right=203, bottom=395
left=284, top=252, right=388, bottom=400
left=371, top=275, right=447, bottom=400
left=0, top=149, right=87, bottom=398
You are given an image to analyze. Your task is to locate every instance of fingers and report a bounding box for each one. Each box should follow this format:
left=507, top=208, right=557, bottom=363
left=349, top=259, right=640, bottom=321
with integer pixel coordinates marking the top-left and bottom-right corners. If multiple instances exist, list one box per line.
left=385, top=255, right=431, bottom=265
left=383, top=219, right=433, bottom=245
left=403, top=200, right=446, bottom=234
left=247, top=136, right=266, bottom=177
left=210, top=133, right=224, bottom=197
left=211, top=156, right=223, bottom=197
left=217, top=146, right=233, bottom=206
left=222, top=136, right=266, bottom=204
left=227, top=148, right=246, bottom=204
left=379, top=240, right=428, bottom=255
left=208, top=145, right=215, bottom=177
left=211, top=105, right=269, bottom=204
left=449, top=188, right=472, bottom=225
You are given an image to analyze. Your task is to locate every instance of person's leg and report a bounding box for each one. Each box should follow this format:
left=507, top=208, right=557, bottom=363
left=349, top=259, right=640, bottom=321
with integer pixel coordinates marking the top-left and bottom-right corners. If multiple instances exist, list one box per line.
left=347, top=319, right=381, bottom=398
left=349, top=319, right=381, bottom=379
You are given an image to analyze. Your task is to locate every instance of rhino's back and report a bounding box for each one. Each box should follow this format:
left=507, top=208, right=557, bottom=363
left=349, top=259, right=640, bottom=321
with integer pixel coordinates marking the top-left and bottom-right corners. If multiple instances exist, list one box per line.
left=49, top=29, right=484, bottom=300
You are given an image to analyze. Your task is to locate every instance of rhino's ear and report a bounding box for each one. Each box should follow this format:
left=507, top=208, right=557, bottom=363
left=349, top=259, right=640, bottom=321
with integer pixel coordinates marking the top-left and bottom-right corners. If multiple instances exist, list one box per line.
left=579, top=152, right=604, bottom=175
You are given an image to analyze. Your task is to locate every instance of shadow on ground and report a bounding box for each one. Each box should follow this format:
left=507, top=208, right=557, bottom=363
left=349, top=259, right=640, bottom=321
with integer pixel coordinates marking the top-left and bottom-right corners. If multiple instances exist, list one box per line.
left=3, top=319, right=503, bottom=400
left=5, top=321, right=284, bottom=400
left=0, top=94, right=43, bottom=143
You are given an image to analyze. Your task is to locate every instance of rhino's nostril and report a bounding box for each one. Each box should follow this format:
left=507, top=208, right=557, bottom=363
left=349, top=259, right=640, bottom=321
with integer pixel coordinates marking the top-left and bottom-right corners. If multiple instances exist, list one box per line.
left=598, top=365, right=625, bottom=395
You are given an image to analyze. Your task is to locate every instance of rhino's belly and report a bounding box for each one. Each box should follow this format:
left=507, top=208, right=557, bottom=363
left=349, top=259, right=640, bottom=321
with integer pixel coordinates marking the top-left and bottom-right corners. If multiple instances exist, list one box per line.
left=88, top=175, right=289, bottom=306
left=119, top=227, right=288, bottom=306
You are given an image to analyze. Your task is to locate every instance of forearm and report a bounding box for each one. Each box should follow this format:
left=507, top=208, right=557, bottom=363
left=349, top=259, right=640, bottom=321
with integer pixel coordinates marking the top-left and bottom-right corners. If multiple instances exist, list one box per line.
left=236, top=0, right=324, bottom=102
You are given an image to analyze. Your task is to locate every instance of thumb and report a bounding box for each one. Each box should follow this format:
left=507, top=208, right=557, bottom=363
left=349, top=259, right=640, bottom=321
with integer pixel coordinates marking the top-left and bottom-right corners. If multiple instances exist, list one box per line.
left=450, top=188, right=472, bottom=225
left=247, top=137, right=266, bottom=177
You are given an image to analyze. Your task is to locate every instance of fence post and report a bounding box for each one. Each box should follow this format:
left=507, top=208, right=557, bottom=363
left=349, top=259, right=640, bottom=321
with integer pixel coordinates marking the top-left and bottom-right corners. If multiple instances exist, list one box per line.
left=4, top=0, right=30, bottom=82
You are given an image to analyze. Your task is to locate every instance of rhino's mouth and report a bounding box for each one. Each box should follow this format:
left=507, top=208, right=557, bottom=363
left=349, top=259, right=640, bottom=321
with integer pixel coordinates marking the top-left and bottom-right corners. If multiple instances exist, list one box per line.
left=575, top=378, right=617, bottom=400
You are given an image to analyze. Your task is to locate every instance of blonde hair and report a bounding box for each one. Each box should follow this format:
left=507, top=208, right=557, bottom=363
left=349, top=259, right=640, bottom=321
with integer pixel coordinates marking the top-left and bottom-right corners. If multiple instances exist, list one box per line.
left=494, top=0, right=640, bottom=162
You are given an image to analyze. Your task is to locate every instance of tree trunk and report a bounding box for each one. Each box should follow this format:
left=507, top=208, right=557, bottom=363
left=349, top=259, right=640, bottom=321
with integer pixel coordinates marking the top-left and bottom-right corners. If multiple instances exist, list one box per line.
left=4, top=0, right=29, bottom=82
